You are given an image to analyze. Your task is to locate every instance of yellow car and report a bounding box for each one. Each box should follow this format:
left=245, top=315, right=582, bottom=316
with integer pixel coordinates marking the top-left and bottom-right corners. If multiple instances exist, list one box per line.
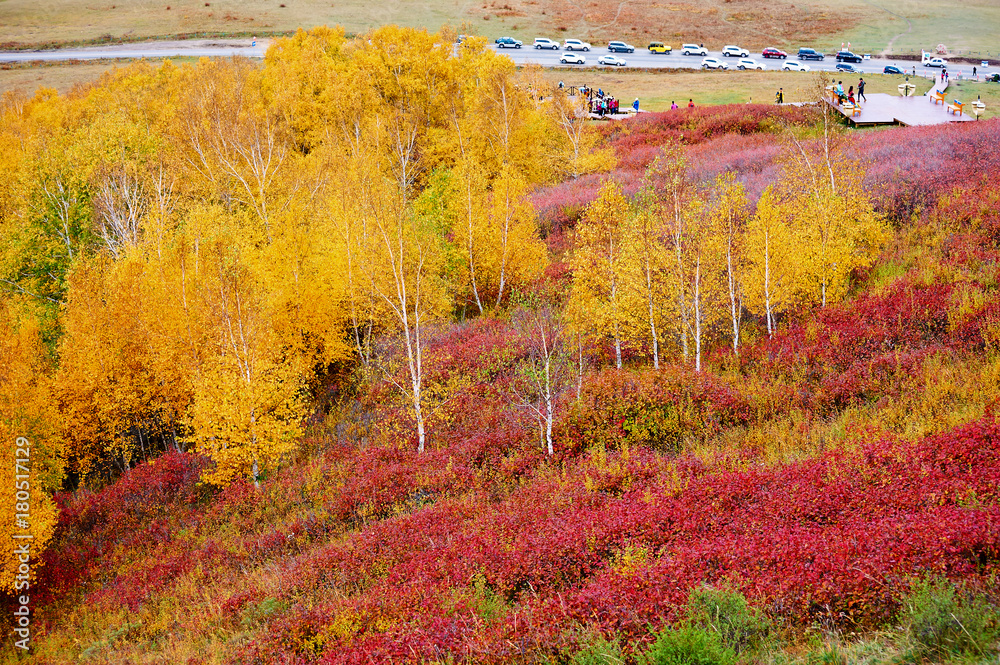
left=648, top=42, right=672, bottom=54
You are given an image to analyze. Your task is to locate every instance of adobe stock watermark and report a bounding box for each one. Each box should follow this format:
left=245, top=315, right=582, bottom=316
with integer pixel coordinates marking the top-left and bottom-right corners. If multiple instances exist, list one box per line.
left=12, top=436, right=32, bottom=651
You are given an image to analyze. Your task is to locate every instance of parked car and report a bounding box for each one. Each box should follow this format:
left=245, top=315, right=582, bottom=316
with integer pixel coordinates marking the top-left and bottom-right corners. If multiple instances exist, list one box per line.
left=797, top=48, right=825, bottom=60
left=608, top=40, right=636, bottom=53
left=836, top=62, right=860, bottom=73
left=598, top=54, right=627, bottom=66
left=985, top=72, right=1000, bottom=82
left=836, top=50, right=862, bottom=63
left=782, top=60, right=811, bottom=72
left=737, top=58, right=765, bottom=70
left=533, top=38, right=559, bottom=49
left=925, top=57, right=946, bottom=67
left=559, top=52, right=586, bottom=65
left=495, top=37, right=522, bottom=48
left=701, top=57, right=729, bottom=70
left=762, top=47, right=788, bottom=59
left=648, top=42, right=672, bottom=54
left=563, top=39, right=592, bottom=51
left=722, top=45, right=750, bottom=57
left=681, top=43, right=708, bottom=56
left=883, top=65, right=905, bottom=75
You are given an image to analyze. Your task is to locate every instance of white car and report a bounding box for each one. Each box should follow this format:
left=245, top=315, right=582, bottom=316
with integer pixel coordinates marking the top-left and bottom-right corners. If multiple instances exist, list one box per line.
left=598, top=54, right=627, bottom=67
left=925, top=57, right=946, bottom=67
left=701, top=57, right=729, bottom=70
left=563, top=39, right=592, bottom=51
left=560, top=52, right=586, bottom=65
left=534, top=38, right=559, bottom=50
left=737, top=58, right=765, bottom=70
left=681, top=43, right=708, bottom=56
left=722, top=45, right=750, bottom=58
left=782, top=60, right=811, bottom=72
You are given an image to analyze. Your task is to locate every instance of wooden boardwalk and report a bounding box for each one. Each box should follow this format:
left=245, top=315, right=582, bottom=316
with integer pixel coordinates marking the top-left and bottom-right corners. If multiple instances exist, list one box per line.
left=826, top=78, right=976, bottom=127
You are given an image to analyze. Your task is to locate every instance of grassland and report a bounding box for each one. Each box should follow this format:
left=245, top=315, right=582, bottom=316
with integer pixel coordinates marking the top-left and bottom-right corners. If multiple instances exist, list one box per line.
left=0, top=58, right=195, bottom=96
left=1, top=0, right=998, bottom=57
left=11, top=61, right=994, bottom=123
left=540, top=68, right=944, bottom=110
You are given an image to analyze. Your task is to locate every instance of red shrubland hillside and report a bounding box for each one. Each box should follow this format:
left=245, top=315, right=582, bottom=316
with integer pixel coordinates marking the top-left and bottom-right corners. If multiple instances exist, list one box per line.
left=14, top=113, right=1000, bottom=664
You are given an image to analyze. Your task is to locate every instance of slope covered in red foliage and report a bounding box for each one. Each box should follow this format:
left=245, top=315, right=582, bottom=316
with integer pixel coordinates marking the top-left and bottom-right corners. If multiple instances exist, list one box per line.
left=18, top=113, right=1000, bottom=664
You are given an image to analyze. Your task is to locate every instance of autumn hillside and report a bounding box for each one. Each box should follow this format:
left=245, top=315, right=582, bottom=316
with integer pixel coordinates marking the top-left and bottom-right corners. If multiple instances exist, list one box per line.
left=1, top=25, right=999, bottom=664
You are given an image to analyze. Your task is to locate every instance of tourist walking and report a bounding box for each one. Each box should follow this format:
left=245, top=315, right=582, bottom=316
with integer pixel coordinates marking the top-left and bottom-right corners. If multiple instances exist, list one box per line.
left=857, top=77, right=866, bottom=102
left=775, top=88, right=784, bottom=104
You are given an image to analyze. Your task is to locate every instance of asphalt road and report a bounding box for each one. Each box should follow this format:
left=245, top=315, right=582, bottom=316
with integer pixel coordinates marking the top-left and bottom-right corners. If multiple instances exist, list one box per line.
left=489, top=42, right=983, bottom=77
left=0, top=39, right=269, bottom=62
left=0, top=37, right=984, bottom=79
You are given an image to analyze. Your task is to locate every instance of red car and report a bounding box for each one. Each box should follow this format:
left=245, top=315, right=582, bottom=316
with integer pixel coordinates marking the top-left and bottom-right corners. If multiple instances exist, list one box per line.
left=762, top=47, right=787, bottom=59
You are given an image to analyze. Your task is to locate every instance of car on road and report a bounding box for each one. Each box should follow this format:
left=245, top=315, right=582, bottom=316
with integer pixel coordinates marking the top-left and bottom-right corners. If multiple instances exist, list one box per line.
left=986, top=72, right=1000, bottom=83
left=533, top=38, right=559, bottom=49
left=681, top=43, right=708, bottom=56
left=925, top=57, right=946, bottom=67
left=836, top=62, right=861, bottom=73
left=701, top=57, right=729, bottom=70
left=762, top=47, right=788, bottom=59
left=797, top=48, right=825, bottom=61
left=737, top=58, right=765, bottom=70
left=495, top=37, right=522, bottom=48
left=836, top=50, right=862, bottom=63
left=648, top=42, right=672, bottom=53
left=883, top=65, right=905, bottom=75
left=782, top=60, right=811, bottom=72
left=560, top=52, right=586, bottom=65
left=722, top=45, right=750, bottom=58
left=563, top=39, right=592, bottom=51
left=608, top=41, right=636, bottom=53
left=598, top=54, right=627, bottom=66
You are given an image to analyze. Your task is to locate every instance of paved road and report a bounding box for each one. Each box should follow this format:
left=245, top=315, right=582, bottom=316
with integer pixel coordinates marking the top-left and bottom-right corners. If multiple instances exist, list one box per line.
left=0, top=39, right=269, bottom=62
left=489, top=42, right=983, bottom=77
left=0, top=37, right=983, bottom=79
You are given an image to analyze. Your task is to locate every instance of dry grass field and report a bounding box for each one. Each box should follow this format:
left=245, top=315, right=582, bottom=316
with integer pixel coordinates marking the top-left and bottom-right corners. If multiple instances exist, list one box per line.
left=1, top=0, right=998, bottom=56
left=0, top=58, right=191, bottom=96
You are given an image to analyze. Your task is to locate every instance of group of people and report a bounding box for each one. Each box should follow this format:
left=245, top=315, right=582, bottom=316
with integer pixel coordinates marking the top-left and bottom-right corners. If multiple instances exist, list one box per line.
left=669, top=99, right=695, bottom=110
left=587, top=88, right=621, bottom=116
left=834, top=77, right=867, bottom=105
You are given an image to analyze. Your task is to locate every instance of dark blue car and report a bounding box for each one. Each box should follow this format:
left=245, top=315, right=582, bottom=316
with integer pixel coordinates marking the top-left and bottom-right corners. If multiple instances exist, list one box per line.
left=883, top=65, right=904, bottom=75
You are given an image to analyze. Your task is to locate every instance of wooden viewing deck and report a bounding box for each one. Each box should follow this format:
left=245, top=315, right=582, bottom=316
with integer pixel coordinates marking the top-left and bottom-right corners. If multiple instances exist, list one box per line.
left=825, top=79, right=977, bottom=127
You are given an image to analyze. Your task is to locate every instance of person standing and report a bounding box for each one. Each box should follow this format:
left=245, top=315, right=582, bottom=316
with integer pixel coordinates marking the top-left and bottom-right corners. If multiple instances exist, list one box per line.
left=775, top=87, right=784, bottom=104
left=688, top=98, right=695, bottom=108
left=857, top=77, right=866, bottom=102
left=671, top=100, right=678, bottom=110
left=633, top=97, right=639, bottom=112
